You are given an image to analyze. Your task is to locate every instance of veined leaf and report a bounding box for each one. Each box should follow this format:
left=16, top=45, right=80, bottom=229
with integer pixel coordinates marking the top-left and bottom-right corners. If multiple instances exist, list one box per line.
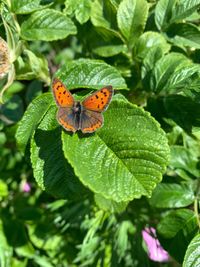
left=117, top=0, right=149, bottom=48
left=21, top=9, right=77, bottom=41
left=15, top=93, right=53, bottom=151
left=150, top=52, right=191, bottom=93
left=149, top=183, right=195, bottom=208
left=183, top=234, right=200, bottom=267
left=155, top=0, right=174, bottom=30
left=55, top=59, right=127, bottom=90
left=62, top=95, right=169, bottom=202
left=31, top=105, right=84, bottom=199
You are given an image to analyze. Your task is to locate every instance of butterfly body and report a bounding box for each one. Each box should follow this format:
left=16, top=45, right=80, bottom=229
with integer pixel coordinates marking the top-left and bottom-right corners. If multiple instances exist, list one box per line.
left=52, top=78, right=113, bottom=133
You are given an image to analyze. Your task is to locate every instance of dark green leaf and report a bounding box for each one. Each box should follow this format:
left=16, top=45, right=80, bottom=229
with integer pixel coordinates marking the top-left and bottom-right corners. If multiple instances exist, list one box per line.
left=158, top=209, right=198, bottom=263
left=149, top=183, right=195, bottom=208
left=31, top=105, right=85, bottom=199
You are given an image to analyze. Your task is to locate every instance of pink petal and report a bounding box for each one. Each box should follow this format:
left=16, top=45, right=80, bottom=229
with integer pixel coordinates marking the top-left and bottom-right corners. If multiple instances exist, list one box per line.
left=142, top=227, right=169, bottom=262
left=21, top=181, right=31, bottom=193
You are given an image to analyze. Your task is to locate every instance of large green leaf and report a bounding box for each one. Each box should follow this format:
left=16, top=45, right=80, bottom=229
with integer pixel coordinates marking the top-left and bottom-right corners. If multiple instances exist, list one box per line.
left=149, top=183, right=195, bottom=208
left=157, top=209, right=198, bottom=263
left=21, top=9, right=77, bottom=41
left=117, top=0, right=149, bottom=48
left=183, top=234, right=200, bottom=267
left=15, top=93, right=53, bottom=152
left=31, top=105, right=85, bottom=199
left=62, top=95, right=169, bottom=202
left=55, top=59, right=127, bottom=90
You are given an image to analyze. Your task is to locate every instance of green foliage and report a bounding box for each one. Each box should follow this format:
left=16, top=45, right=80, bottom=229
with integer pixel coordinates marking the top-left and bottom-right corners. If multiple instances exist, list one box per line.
left=1, top=0, right=200, bottom=266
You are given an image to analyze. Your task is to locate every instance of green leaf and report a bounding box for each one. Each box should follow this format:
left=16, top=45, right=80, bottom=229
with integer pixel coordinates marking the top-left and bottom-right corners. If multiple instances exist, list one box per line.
left=1, top=95, right=24, bottom=124
left=155, top=0, right=200, bottom=30
left=91, top=0, right=111, bottom=29
left=64, top=0, right=91, bottom=24
left=183, top=234, right=200, bottom=267
left=0, top=220, right=13, bottom=267
left=157, top=209, right=198, bottom=263
left=75, top=0, right=91, bottom=24
left=21, top=9, right=77, bottom=41
left=149, top=183, right=195, bottom=208
left=62, top=95, right=169, bottom=202
left=170, top=145, right=200, bottom=178
left=167, top=23, right=200, bottom=49
left=16, top=49, right=50, bottom=84
left=15, top=93, right=53, bottom=152
left=171, top=0, right=200, bottom=23
left=150, top=52, right=191, bottom=93
left=55, top=59, right=127, bottom=90
left=135, top=31, right=170, bottom=59
left=155, top=0, right=174, bottom=30
left=93, top=45, right=128, bottom=57
left=117, top=0, right=149, bottom=48
left=94, top=194, right=128, bottom=213
left=11, top=0, right=48, bottom=14
left=0, top=180, right=8, bottom=197
left=31, top=105, right=84, bottom=199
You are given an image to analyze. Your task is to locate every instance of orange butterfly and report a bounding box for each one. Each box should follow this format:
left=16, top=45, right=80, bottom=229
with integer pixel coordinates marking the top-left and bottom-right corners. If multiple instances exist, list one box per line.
left=52, top=78, right=113, bottom=133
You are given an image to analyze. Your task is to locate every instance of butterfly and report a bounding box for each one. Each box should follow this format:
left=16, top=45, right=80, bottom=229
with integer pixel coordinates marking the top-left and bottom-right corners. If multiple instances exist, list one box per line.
left=52, top=78, right=113, bottom=133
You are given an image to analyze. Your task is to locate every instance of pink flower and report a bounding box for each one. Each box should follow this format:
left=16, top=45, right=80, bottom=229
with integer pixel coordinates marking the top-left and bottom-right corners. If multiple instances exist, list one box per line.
left=21, top=181, right=31, bottom=193
left=142, top=227, right=169, bottom=262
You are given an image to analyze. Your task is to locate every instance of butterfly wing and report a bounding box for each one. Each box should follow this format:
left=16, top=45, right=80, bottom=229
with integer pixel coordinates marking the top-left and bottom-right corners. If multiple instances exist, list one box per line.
left=80, top=109, right=103, bottom=133
left=52, top=78, right=75, bottom=107
left=57, top=107, right=79, bottom=133
left=82, top=86, right=113, bottom=112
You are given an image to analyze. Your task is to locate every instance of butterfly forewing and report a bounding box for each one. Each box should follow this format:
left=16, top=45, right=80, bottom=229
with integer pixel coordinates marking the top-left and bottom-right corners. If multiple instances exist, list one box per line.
left=82, top=86, right=113, bottom=112
left=52, top=78, right=74, bottom=107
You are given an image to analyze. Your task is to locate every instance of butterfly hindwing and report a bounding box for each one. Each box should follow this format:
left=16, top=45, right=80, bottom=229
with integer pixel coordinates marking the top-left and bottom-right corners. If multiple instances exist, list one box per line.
left=82, top=86, right=113, bottom=112
left=80, top=109, right=103, bottom=133
left=52, top=78, right=74, bottom=107
left=57, top=107, right=79, bottom=133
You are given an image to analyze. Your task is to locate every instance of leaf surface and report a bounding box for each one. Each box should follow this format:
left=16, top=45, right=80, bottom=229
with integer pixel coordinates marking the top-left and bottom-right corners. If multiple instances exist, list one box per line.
left=21, top=9, right=77, bottom=41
